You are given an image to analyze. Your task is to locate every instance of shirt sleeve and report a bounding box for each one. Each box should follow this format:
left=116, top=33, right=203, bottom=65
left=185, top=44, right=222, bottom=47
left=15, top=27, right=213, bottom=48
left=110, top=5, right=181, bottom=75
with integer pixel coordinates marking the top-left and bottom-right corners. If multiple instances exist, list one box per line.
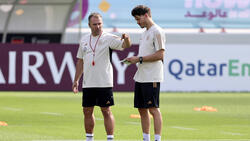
left=153, top=30, right=166, bottom=51
left=77, top=39, right=85, bottom=59
left=76, top=45, right=83, bottom=59
left=108, top=34, right=124, bottom=51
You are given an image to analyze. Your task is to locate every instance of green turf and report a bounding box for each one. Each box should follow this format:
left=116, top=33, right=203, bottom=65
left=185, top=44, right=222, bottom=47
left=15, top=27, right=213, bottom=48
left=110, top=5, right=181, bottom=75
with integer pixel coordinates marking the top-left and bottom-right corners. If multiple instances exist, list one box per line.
left=0, top=92, right=250, bottom=141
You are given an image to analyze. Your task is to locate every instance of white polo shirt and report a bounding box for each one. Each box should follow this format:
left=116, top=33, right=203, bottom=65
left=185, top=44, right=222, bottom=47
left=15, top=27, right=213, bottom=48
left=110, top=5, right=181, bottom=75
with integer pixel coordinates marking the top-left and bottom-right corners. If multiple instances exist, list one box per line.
left=77, top=32, right=124, bottom=88
left=134, top=24, right=166, bottom=82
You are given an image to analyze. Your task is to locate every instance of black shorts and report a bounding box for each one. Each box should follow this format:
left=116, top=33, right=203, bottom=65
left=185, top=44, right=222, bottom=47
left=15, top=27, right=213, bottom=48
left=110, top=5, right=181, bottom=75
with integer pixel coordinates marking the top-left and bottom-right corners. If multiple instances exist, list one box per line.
left=82, top=87, right=114, bottom=107
left=134, top=82, right=160, bottom=108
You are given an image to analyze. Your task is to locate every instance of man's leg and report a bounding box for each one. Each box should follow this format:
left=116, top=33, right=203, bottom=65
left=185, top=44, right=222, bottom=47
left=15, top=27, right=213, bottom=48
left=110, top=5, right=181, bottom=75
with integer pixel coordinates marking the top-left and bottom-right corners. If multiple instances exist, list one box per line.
left=83, top=107, right=95, bottom=140
left=101, top=107, right=115, bottom=140
left=149, top=107, right=162, bottom=141
left=138, top=108, right=151, bottom=141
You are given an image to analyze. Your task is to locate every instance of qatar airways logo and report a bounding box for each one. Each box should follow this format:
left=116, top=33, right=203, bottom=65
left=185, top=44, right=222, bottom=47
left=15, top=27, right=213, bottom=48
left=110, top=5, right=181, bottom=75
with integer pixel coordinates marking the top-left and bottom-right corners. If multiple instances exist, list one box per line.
left=168, top=59, right=250, bottom=80
left=185, top=0, right=250, bottom=19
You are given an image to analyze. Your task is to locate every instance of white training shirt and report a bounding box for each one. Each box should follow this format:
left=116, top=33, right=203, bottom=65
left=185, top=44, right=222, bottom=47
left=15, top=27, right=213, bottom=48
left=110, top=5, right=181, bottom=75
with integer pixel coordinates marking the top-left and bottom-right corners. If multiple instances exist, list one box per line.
left=134, top=24, right=166, bottom=82
left=77, top=32, right=124, bottom=88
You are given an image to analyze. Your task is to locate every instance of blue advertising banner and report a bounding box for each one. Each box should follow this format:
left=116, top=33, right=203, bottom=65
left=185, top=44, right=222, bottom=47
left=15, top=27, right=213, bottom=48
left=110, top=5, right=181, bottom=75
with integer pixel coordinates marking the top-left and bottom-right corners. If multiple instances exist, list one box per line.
left=68, top=0, right=250, bottom=28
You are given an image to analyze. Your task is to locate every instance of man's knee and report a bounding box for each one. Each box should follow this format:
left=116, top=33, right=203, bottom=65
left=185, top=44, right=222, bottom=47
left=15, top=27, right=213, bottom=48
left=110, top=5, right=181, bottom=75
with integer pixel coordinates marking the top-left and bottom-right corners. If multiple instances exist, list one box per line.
left=138, top=108, right=149, bottom=116
left=149, top=108, right=161, bottom=116
left=101, top=107, right=112, bottom=117
left=83, top=107, right=94, bottom=116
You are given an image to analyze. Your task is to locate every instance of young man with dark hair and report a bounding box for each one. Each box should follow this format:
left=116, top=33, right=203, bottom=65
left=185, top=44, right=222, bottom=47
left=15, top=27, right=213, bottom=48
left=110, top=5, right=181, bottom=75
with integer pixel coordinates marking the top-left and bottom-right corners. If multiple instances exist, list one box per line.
left=126, top=5, right=166, bottom=141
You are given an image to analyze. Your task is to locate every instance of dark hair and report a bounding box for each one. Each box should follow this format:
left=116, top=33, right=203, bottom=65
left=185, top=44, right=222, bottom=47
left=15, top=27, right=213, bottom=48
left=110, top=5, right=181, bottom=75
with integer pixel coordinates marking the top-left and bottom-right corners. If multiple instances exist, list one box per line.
left=88, top=12, right=102, bottom=23
left=131, top=5, right=151, bottom=17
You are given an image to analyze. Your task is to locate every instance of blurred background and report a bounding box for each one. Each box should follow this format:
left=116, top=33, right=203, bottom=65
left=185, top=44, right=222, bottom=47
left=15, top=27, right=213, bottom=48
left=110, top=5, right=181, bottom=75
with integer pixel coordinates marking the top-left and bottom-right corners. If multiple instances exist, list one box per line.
left=1, top=0, right=250, bottom=92
left=1, top=1, right=250, bottom=140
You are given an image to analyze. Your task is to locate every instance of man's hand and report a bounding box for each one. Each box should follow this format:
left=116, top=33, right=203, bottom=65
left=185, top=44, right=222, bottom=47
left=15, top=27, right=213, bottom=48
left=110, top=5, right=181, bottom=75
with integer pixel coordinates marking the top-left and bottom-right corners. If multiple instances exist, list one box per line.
left=121, top=33, right=129, bottom=40
left=72, top=81, right=79, bottom=94
left=121, top=33, right=131, bottom=48
left=126, top=56, right=139, bottom=64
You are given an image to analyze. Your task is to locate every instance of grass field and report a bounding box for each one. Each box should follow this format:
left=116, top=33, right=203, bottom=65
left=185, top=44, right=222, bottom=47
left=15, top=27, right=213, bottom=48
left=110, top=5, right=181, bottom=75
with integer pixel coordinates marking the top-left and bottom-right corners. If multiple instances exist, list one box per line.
left=0, top=92, right=250, bottom=141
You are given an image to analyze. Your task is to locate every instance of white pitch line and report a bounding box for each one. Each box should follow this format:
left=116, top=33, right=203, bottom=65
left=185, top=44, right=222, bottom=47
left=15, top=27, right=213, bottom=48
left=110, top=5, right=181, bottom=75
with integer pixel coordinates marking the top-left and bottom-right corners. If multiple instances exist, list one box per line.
left=2, top=107, right=22, bottom=111
left=171, top=126, right=198, bottom=130
left=40, top=112, right=63, bottom=116
left=126, top=121, right=140, bottom=125
left=95, top=117, right=104, bottom=120
left=221, top=131, right=245, bottom=136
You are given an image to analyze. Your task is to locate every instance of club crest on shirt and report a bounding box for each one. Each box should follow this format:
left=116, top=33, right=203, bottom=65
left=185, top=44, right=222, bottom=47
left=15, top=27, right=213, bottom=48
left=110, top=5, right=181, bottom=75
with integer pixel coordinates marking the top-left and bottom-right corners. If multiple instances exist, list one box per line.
left=82, top=46, right=87, bottom=52
left=81, top=42, right=87, bottom=47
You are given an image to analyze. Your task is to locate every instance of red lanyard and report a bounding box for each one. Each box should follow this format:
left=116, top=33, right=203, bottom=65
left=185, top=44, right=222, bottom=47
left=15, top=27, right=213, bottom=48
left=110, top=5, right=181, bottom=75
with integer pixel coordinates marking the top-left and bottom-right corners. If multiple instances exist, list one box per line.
left=89, top=32, right=102, bottom=66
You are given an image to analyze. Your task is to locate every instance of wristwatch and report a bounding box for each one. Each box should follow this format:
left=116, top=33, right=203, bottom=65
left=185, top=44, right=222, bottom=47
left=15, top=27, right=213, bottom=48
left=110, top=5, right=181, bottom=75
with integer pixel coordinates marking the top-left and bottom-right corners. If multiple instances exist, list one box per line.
left=139, top=56, right=143, bottom=64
